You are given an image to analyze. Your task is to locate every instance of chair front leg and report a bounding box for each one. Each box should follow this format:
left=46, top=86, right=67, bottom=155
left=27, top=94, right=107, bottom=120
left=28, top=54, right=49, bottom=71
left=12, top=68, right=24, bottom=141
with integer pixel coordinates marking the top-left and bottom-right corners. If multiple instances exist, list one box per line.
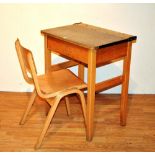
left=65, top=97, right=71, bottom=116
left=76, top=91, right=87, bottom=126
left=35, top=97, right=61, bottom=149
left=20, top=89, right=37, bottom=125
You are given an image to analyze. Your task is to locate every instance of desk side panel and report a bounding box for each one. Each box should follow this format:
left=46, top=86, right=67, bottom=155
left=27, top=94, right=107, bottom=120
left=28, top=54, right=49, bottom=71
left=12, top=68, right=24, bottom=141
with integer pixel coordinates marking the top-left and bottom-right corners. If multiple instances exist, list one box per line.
left=47, top=36, right=89, bottom=64
left=96, top=42, right=128, bottom=66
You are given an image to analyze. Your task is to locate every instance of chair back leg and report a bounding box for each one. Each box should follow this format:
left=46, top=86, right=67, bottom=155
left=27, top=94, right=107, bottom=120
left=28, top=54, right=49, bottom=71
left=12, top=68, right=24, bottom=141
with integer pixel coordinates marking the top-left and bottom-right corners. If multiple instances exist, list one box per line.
left=20, top=90, right=37, bottom=125
left=65, top=97, right=71, bottom=116
left=76, top=91, right=87, bottom=126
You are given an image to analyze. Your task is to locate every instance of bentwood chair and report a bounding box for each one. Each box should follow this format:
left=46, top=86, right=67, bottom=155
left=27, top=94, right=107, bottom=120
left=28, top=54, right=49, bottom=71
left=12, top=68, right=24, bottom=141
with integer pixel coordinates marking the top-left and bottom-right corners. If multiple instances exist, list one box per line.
left=15, top=39, right=87, bottom=149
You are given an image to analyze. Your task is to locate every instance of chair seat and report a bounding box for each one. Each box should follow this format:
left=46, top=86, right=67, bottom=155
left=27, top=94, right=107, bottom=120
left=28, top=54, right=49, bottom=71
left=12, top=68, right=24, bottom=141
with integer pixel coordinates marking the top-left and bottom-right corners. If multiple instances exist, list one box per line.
left=38, top=69, right=87, bottom=96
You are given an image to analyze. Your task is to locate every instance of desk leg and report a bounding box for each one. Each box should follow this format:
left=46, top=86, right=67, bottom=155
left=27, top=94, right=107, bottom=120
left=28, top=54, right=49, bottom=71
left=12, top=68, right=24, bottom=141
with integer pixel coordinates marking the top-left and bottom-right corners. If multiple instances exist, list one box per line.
left=86, top=50, right=96, bottom=141
left=78, top=64, right=84, bottom=80
left=44, top=36, right=51, bottom=113
left=120, top=42, right=132, bottom=126
left=44, top=35, right=51, bottom=74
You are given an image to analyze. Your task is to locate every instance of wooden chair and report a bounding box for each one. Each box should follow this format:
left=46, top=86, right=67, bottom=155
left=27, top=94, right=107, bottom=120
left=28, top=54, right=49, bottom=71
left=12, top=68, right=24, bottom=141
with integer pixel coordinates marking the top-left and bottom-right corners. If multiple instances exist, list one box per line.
left=15, top=39, right=87, bottom=149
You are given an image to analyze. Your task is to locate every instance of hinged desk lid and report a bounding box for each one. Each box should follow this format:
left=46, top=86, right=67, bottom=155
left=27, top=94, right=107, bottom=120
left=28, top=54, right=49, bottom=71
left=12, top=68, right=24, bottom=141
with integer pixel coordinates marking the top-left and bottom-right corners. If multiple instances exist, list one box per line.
left=41, top=22, right=137, bottom=49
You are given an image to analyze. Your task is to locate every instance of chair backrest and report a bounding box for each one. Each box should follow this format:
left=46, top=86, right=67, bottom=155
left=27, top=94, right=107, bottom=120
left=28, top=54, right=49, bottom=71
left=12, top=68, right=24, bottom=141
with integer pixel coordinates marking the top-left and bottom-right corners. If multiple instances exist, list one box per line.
left=15, top=39, right=43, bottom=96
left=15, top=39, right=36, bottom=84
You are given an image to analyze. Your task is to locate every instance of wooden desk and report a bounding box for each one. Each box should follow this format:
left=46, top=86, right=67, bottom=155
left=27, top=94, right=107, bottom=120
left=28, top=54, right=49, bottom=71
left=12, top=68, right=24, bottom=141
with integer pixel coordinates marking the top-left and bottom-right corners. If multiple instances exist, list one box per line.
left=41, top=23, right=137, bottom=141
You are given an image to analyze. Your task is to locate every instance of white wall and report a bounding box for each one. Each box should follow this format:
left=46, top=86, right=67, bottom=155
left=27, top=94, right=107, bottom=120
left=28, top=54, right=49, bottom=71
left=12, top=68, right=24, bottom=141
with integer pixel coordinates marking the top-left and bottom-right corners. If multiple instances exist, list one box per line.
left=0, top=3, right=155, bottom=94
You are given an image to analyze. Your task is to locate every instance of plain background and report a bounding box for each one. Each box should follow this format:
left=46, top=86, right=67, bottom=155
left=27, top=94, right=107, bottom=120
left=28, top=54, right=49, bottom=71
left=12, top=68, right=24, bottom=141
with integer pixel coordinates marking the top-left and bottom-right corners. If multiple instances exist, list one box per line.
left=0, top=3, right=155, bottom=94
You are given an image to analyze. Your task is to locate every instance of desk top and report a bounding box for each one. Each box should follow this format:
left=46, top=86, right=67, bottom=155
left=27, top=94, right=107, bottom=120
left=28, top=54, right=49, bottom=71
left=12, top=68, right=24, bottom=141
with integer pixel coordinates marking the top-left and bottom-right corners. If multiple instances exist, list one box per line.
left=41, top=22, right=137, bottom=49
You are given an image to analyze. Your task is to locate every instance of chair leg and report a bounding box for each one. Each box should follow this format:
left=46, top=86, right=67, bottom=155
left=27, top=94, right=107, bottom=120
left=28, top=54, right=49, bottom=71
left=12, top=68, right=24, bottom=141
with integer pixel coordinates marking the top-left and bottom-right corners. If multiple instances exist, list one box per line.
left=45, top=102, right=51, bottom=116
left=65, top=97, right=71, bottom=116
left=35, top=97, right=60, bottom=149
left=76, top=91, right=87, bottom=126
left=20, top=90, right=37, bottom=125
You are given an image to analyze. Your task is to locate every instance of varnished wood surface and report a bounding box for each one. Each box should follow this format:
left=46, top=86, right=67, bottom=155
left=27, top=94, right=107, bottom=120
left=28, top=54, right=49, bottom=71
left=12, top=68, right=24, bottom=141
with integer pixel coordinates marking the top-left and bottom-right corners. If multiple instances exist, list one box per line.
left=47, top=36, right=88, bottom=64
left=37, top=69, right=87, bottom=96
left=96, top=42, right=128, bottom=66
left=15, top=39, right=87, bottom=148
left=120, top=42, right=132, bottom=126
left=42, top=23, right=137, bottom=143
left=41, top=23, right=136, bottom=49
left=0, top=92, right=155, bottom=152
left=42, top=23, right=136, bottom=142
left=47, top=36, right=128, bottom=66
left=50, top=60, right=78, bottom=72
left=86, top=49, right=96, bottom=141
left=95, top=76, right=123, bottom=93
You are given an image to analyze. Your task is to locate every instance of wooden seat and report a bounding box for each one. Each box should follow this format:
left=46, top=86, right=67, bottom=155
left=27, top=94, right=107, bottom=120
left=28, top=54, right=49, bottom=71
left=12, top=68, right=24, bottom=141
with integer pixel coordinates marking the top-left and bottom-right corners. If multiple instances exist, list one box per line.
left=15, top=39, right=87, bottom=149
left=38, top=69, right=86, bottom=96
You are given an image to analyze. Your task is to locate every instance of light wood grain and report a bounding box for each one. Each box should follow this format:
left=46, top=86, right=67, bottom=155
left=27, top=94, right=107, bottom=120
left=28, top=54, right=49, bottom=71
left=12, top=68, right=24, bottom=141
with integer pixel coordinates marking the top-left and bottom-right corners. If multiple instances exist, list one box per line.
left=42, top=23, right=137, bottom=142
left=0, top=92, right=155, bottom=151
left=41, top=23, right=136, bottom=49
left=96, top=42, right=128, bottom=66
left=120, top=42, right=132, bottom=126
left=78, top=64, right=85, bottom=81
left=95, top=76, right=123, bottom=93
left=47, top=36, right=88, bottom=64
left=65, top=97, right=71, bottom=116
left=15, top=39, right=87, bottom=149
left=86, top=49, right=96, bottom=141
left=44, top=35, right=51, bottom=73
left=20, top=90, right=37, bottom=125
left=49, top=60, right=78, bottom=72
